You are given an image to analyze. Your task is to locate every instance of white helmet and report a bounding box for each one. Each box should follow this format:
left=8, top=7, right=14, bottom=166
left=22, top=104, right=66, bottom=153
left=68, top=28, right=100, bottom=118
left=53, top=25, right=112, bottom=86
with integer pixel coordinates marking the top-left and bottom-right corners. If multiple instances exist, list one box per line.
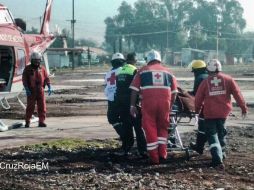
left=146, top=50, right=161, bottom=63
left=207, top=59, right=222, bottom=72
left=31, top=51, right=42, bottom=61
left=111, top=53, right=125, bottom=61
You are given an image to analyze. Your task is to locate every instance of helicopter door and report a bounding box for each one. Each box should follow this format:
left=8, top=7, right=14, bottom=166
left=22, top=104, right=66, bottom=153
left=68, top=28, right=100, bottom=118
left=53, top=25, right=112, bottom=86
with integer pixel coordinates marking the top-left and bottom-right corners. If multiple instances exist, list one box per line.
left=0, top=46, right=15, bottom=92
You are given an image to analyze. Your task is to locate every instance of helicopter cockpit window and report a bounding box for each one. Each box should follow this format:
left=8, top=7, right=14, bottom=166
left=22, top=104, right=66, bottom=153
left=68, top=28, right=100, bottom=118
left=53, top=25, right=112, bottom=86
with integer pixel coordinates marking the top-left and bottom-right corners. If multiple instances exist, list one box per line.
left=0, top=46, right=15, bottom=92
left=0, top=9, right=13, bottom=24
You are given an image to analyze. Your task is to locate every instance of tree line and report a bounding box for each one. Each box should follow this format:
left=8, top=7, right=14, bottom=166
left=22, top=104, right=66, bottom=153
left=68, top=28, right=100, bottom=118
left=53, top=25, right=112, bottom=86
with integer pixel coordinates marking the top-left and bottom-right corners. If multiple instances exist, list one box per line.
left=104, top=0, right=254, bottom=59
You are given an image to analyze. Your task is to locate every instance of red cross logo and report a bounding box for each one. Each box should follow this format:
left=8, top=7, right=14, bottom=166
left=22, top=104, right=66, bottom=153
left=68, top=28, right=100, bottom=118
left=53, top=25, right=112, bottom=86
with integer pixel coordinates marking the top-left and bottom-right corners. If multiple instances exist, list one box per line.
left=211, top=77, right=221, bottom=87
left=107, top=72, right=116, bottom=85
left=154, top=73, right=161, bottom=79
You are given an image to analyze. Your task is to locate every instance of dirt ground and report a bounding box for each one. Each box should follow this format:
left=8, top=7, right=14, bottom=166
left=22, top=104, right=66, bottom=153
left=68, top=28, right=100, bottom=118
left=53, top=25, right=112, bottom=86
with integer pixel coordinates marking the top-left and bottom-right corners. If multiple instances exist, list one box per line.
left=0, top=65, right=254, bottom=189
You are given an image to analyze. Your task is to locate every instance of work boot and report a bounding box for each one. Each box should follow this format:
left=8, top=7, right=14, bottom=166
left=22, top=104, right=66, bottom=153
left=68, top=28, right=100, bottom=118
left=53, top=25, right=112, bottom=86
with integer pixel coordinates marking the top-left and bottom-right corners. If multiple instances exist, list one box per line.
left=38, top=123, right=47, bottom=127
left=148, top=159, right=160, bottom=165
left=213, top=163, right=225, bottom=171
left=113, top=150, right=131, bottom=158
left=113, top=123, right=124, bottom=140
left=159, top=157, right=168, bottom=164
left=25, top=122, right=30, bottom=128
left=139, top=151, right=148, bottom=159
left=190, top=142, right=204, bottom=155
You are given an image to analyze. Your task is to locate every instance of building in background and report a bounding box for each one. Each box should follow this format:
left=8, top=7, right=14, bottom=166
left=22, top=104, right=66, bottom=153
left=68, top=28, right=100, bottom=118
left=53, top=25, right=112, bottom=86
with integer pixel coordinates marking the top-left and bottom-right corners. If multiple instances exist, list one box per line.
left=47, top=46, right=109, bottom=68
left=181, top=48, right=206, bottom=67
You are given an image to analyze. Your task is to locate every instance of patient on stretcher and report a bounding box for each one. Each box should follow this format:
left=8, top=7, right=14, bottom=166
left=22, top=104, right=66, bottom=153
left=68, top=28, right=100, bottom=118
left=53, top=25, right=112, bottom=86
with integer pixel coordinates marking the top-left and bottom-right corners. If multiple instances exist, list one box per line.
left=172, top=87, right=196, bottom=121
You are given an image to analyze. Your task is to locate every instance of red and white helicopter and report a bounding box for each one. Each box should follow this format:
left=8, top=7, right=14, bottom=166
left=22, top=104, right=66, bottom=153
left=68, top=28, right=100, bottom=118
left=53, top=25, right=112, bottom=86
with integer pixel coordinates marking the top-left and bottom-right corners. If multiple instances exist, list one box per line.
left=0, top=0, right=55, bottom=131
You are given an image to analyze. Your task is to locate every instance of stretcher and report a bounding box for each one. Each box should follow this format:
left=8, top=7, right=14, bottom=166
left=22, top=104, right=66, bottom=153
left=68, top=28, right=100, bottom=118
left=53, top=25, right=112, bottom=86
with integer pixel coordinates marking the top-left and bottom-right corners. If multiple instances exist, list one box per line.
left=167, top=88, right=198, bottom=160
left=167, top=111, right=190, bottom=160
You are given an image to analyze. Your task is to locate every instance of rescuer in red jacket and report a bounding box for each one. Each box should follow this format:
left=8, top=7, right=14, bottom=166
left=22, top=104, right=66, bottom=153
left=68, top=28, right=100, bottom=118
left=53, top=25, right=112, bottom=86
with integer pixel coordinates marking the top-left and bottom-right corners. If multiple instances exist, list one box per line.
left=195, top=59, right=248, bottom=169
left=130, top=50, right=178, bottom=164
left=22, top=51, right=52, bottom=128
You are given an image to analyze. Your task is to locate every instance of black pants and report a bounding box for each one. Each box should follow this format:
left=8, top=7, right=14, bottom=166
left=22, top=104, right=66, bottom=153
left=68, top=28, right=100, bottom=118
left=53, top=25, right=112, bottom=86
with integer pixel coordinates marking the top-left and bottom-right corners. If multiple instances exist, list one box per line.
left=118, top=100, right=146, bottom=154
left=107, top=100, right=120, bottom=125
left=131, top=106, right=147, bottom=154
left=107, top=101, right=125, bottom=140
left=195, top=118, right=207, bottom=152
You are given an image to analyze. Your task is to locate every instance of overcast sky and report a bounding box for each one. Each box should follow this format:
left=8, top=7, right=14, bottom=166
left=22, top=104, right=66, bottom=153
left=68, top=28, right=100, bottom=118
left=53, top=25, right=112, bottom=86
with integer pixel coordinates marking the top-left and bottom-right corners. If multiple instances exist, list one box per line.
left=1, top=0, right=253, bottom=45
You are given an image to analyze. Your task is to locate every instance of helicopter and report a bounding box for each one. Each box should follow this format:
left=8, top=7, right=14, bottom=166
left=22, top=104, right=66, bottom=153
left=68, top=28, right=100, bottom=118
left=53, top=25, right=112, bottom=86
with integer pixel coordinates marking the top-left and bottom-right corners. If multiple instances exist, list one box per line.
left=0, top=0, right=55, bottom=131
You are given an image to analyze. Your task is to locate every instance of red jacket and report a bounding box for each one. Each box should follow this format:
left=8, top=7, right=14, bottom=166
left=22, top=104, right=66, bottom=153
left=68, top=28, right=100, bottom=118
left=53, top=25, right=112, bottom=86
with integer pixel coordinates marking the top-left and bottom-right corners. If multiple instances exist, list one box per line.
left=130, top=62, right=178, bottom=102
left=195, top=72, right=247, bottom=119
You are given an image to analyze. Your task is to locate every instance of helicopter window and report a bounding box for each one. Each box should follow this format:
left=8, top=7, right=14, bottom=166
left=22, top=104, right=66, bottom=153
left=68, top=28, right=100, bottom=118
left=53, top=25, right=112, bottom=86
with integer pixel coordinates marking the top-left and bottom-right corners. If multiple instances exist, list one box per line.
left=0, top=9, right=13, bottom=24
left=0, top=46, right=14, bottom=92
left=16, top=49, right=26, bottom=75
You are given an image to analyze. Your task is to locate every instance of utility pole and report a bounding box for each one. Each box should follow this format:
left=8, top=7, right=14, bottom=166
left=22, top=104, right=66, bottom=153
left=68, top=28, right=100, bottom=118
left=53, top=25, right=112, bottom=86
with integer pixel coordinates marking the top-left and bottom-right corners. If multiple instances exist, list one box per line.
left=165, top=12, right=170, bottom=65
left=216, top=28, right=219, bottom=59
left=216, top=12, right=222, bottom=60
left=166, top=8, right=169, bottom=52
left=71, top=0, right=76, bottom=70
left=87, top=47, right=91, bottom=70
left=39, top=16, right=42, bottom=28
left=119, top=35, right=122, bottom=53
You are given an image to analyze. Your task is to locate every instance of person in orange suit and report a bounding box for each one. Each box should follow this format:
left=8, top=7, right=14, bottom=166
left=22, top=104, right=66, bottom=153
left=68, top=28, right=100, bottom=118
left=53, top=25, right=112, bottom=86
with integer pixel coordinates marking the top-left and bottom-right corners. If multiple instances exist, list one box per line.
left=22, top=51, right=52, bottom=128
